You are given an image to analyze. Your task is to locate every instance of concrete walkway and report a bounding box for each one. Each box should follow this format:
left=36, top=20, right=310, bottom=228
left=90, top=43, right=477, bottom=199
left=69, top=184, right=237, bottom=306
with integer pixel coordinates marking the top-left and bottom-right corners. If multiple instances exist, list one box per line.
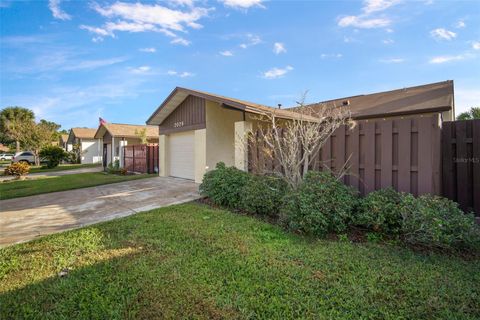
left=0, top=166, right=103, bottom=182
left=0, top=177, right=200, bottom=247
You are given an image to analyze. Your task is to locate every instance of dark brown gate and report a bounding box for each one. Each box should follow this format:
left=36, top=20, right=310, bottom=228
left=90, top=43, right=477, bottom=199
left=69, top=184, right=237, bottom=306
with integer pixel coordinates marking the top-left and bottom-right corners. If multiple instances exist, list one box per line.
left=124, top=144, right=159, bottom=174
left=442, top=119, right=480, bottom=216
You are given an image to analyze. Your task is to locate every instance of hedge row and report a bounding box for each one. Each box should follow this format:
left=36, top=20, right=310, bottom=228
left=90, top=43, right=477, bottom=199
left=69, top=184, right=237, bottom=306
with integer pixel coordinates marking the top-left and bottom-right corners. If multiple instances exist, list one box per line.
left=200, top=163, right=480, bottom=252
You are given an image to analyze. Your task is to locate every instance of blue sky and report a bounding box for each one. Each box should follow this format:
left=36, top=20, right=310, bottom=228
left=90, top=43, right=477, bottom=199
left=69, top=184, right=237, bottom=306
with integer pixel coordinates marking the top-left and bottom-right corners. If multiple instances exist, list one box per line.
left=1, top=0, right=479, bottom=130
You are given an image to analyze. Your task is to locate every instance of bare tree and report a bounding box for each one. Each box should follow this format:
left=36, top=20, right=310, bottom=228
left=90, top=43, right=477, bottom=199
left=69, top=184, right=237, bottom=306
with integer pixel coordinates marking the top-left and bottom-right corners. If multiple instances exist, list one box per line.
left=247, top=93, right=354, bottom=189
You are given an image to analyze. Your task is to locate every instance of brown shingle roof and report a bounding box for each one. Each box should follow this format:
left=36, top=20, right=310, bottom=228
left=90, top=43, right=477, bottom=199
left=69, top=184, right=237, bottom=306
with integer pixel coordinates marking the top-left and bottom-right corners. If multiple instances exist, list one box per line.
left=70, top=128, right=97, bottom=139
left=302, top=80, right=453, bottom=119
left=147, top=87, right=313, bottom=125
left=147, top=81, right=453, bottom=126
left=60, top=134, right=69, bottom=143
left=95, top=123, right=159, bottom=139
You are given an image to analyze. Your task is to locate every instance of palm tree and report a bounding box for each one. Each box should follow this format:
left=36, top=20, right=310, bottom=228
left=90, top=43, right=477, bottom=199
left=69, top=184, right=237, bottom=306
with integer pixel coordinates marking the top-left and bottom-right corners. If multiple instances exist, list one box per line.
left=0, top=107, right=35, bottom=152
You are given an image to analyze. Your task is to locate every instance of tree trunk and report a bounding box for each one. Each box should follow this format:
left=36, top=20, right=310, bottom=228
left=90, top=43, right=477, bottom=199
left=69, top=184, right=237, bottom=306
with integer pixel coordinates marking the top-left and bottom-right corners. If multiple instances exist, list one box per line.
left=16, top=140, right=20, bottom=152
left=303, top=153, right=309, bottom=178
left=34, top=150, right=40, bottom=166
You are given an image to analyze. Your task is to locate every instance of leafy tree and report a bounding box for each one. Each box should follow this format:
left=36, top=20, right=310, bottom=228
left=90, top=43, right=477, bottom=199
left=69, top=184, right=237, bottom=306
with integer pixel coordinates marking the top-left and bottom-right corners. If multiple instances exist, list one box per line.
left=39, top=146, right=67, bottom=168
left=0, top=107, right=34, bottom=152
left=457, top=107, right=480, bottom=120
left=20, top=119, right=61, bottom=165
left=135, top=128, right=148, bottom=144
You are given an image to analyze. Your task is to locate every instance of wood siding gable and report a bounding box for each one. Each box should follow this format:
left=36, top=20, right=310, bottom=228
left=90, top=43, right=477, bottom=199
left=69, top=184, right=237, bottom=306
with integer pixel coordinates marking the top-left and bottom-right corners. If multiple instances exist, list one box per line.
left=159, top=95, right=206, bottom=134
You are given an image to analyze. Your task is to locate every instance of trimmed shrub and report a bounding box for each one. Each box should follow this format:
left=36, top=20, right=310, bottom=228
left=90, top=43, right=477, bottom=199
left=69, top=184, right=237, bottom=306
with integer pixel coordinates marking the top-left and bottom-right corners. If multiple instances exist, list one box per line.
left=240, top=175, right=288, bottom=216
left=199, top=162, right=250, bottom=208
left=281, top=171, right=358, bottom=237
left=401, top=194, right=480, bottom=251
left=4, top=162, right=30, bottom=178
left=39, top=146, right=67, bottom=168
left=355, top=188, right=404, bottom=234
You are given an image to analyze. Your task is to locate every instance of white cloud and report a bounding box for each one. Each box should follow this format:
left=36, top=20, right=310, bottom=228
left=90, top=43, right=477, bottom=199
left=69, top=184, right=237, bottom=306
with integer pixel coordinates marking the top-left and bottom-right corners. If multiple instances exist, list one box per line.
left=6, top=49, right=127, bottom=74
left=429, top=54, right=466, bottom=64
left=220, top=0, right=265, bottom=10
left=454, top=20, right=466, bottom=28
left=362, top=0, right=402, bottom=14
left=273, top=42, right=286, bottom=54
left=338, top=16, right=391, bottom=28
left=385, top=28, right=394, bottom=33
left=337, top=0, right=401, bottom=29
left=48, top=0, right=71, bottom=20
left=220, top=50, right=233, bottom=56
left=167, top=70, right=194, bottom=77
left=170, top=37, right=191, bottom=46
left=139, top=47, right=156, bottom=53
left=130, top=66, right=151, bottom=74
left=61, top=57, right=126, bottom=71
left=80, top=25, right=112, bottom=37
left=380, top=58, right=404, bottom=63
left=430, top=28, right=456, bottom=41
left=383, top=38, right=394, bottom=44
left=239, top=33, right=261, bottom=49
left=262, top=65, right=293, bottom=79
left=168, top=0, right=195, bottom=7
left=320, top=53, right=343, bottom=59
left=81, top=1, right=211, bottom=43
left=472, top=41, right=480, bottom=50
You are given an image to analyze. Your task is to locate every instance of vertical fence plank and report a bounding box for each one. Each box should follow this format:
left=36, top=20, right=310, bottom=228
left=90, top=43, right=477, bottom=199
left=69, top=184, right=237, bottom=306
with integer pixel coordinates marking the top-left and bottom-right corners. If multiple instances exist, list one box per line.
left=473, top=121, right=480, bottom=217
left=380, top=120, right=393, bottom=189
left=397, top=118, right=411, bottom=193
left=334, top=125, right=346, bottom=181
left=348, top=125, right=360, bottom=190
left=321, top=135, right=332, bottom=170
left=455, top=121, right=469, bottom=212
left=442, top=122, right=455, bottom=200
left=364, top=122, right=375, bottom=193
left=417, top=117, right=434, bottom=195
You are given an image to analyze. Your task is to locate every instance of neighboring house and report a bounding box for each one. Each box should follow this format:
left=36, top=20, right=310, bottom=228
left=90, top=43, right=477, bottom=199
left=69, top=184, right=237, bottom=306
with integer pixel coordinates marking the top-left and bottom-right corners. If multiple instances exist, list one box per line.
left=0, top=143, right=10, bottom=152
left=146, top=80, right=454, bottom=183
left=67, top=128, right=102, bottom=164
left=59, top=134, right=72, bottom=151
left=303, top=80, right=454, bottom=121
left=94, top=123, right=158, bottom=167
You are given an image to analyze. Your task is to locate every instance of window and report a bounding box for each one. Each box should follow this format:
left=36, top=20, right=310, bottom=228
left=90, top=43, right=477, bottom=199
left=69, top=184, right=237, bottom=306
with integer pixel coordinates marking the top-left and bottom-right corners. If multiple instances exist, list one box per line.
left=22, top=152, right=33, bottom=156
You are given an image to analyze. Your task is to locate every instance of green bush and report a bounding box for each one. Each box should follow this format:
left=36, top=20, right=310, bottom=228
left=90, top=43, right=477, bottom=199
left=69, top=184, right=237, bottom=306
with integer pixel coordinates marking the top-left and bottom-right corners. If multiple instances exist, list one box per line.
left=400, top=194, right=480, bottom=251
left=39, top=146, right=67, bottom=168
left=355, top=188, right=404, bottom=234
left=281, top=171, right=358, bottom=237
left=199, top=162, right=250, bottom=208
left=240, top=175, right=288, bottom=216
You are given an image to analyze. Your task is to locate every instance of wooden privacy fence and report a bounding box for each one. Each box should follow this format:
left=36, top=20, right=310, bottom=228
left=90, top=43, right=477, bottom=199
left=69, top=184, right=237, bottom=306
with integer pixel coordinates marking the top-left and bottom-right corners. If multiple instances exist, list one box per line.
left=442, top=120, right=480, bottom=215
left=124, top=144, right=159, bottom=174
left=249, top=115, right=442, bottom=197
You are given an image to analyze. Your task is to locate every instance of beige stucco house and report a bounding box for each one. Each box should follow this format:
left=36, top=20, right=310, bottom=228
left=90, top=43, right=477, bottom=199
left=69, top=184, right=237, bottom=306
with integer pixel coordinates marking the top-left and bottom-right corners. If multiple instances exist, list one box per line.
left=67, top=128, right=102, bottom=164
left=94, top=123, right=158, bottom=167
left=146, top=80, right=454, bottom=183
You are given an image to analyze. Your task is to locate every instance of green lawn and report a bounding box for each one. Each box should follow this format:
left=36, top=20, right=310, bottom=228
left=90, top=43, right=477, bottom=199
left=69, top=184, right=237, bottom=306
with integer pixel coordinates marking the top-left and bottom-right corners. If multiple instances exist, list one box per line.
left=0, top=172, right=155, bottom=200
left=1, top=203, right=478, bottom=319
left=28, top=163, right=101, bottom=174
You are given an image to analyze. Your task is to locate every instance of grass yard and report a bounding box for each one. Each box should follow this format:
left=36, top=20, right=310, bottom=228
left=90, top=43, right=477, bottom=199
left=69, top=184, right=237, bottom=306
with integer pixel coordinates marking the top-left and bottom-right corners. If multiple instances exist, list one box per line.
left=28, top=163, right=101, bottom=174
left=0, top=172, right=155, bottom=200
left=1, top=203, right=478, bottom=319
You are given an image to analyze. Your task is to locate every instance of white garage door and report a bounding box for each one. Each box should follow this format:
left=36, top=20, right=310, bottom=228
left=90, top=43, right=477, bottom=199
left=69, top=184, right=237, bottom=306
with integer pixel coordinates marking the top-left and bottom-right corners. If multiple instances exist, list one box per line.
left=168, top=131, right=195, bottom=180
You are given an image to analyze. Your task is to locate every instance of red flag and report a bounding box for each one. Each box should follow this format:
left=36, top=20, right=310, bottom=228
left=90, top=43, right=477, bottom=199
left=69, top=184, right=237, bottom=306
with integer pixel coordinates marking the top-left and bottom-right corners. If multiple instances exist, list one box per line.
left=99, top=117, right=107, bottom=125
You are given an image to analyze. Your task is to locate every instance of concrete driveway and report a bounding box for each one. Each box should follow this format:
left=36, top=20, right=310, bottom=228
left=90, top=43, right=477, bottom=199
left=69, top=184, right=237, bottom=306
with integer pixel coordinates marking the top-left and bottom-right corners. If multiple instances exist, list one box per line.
left=0, top=177, right=200, bottom=247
